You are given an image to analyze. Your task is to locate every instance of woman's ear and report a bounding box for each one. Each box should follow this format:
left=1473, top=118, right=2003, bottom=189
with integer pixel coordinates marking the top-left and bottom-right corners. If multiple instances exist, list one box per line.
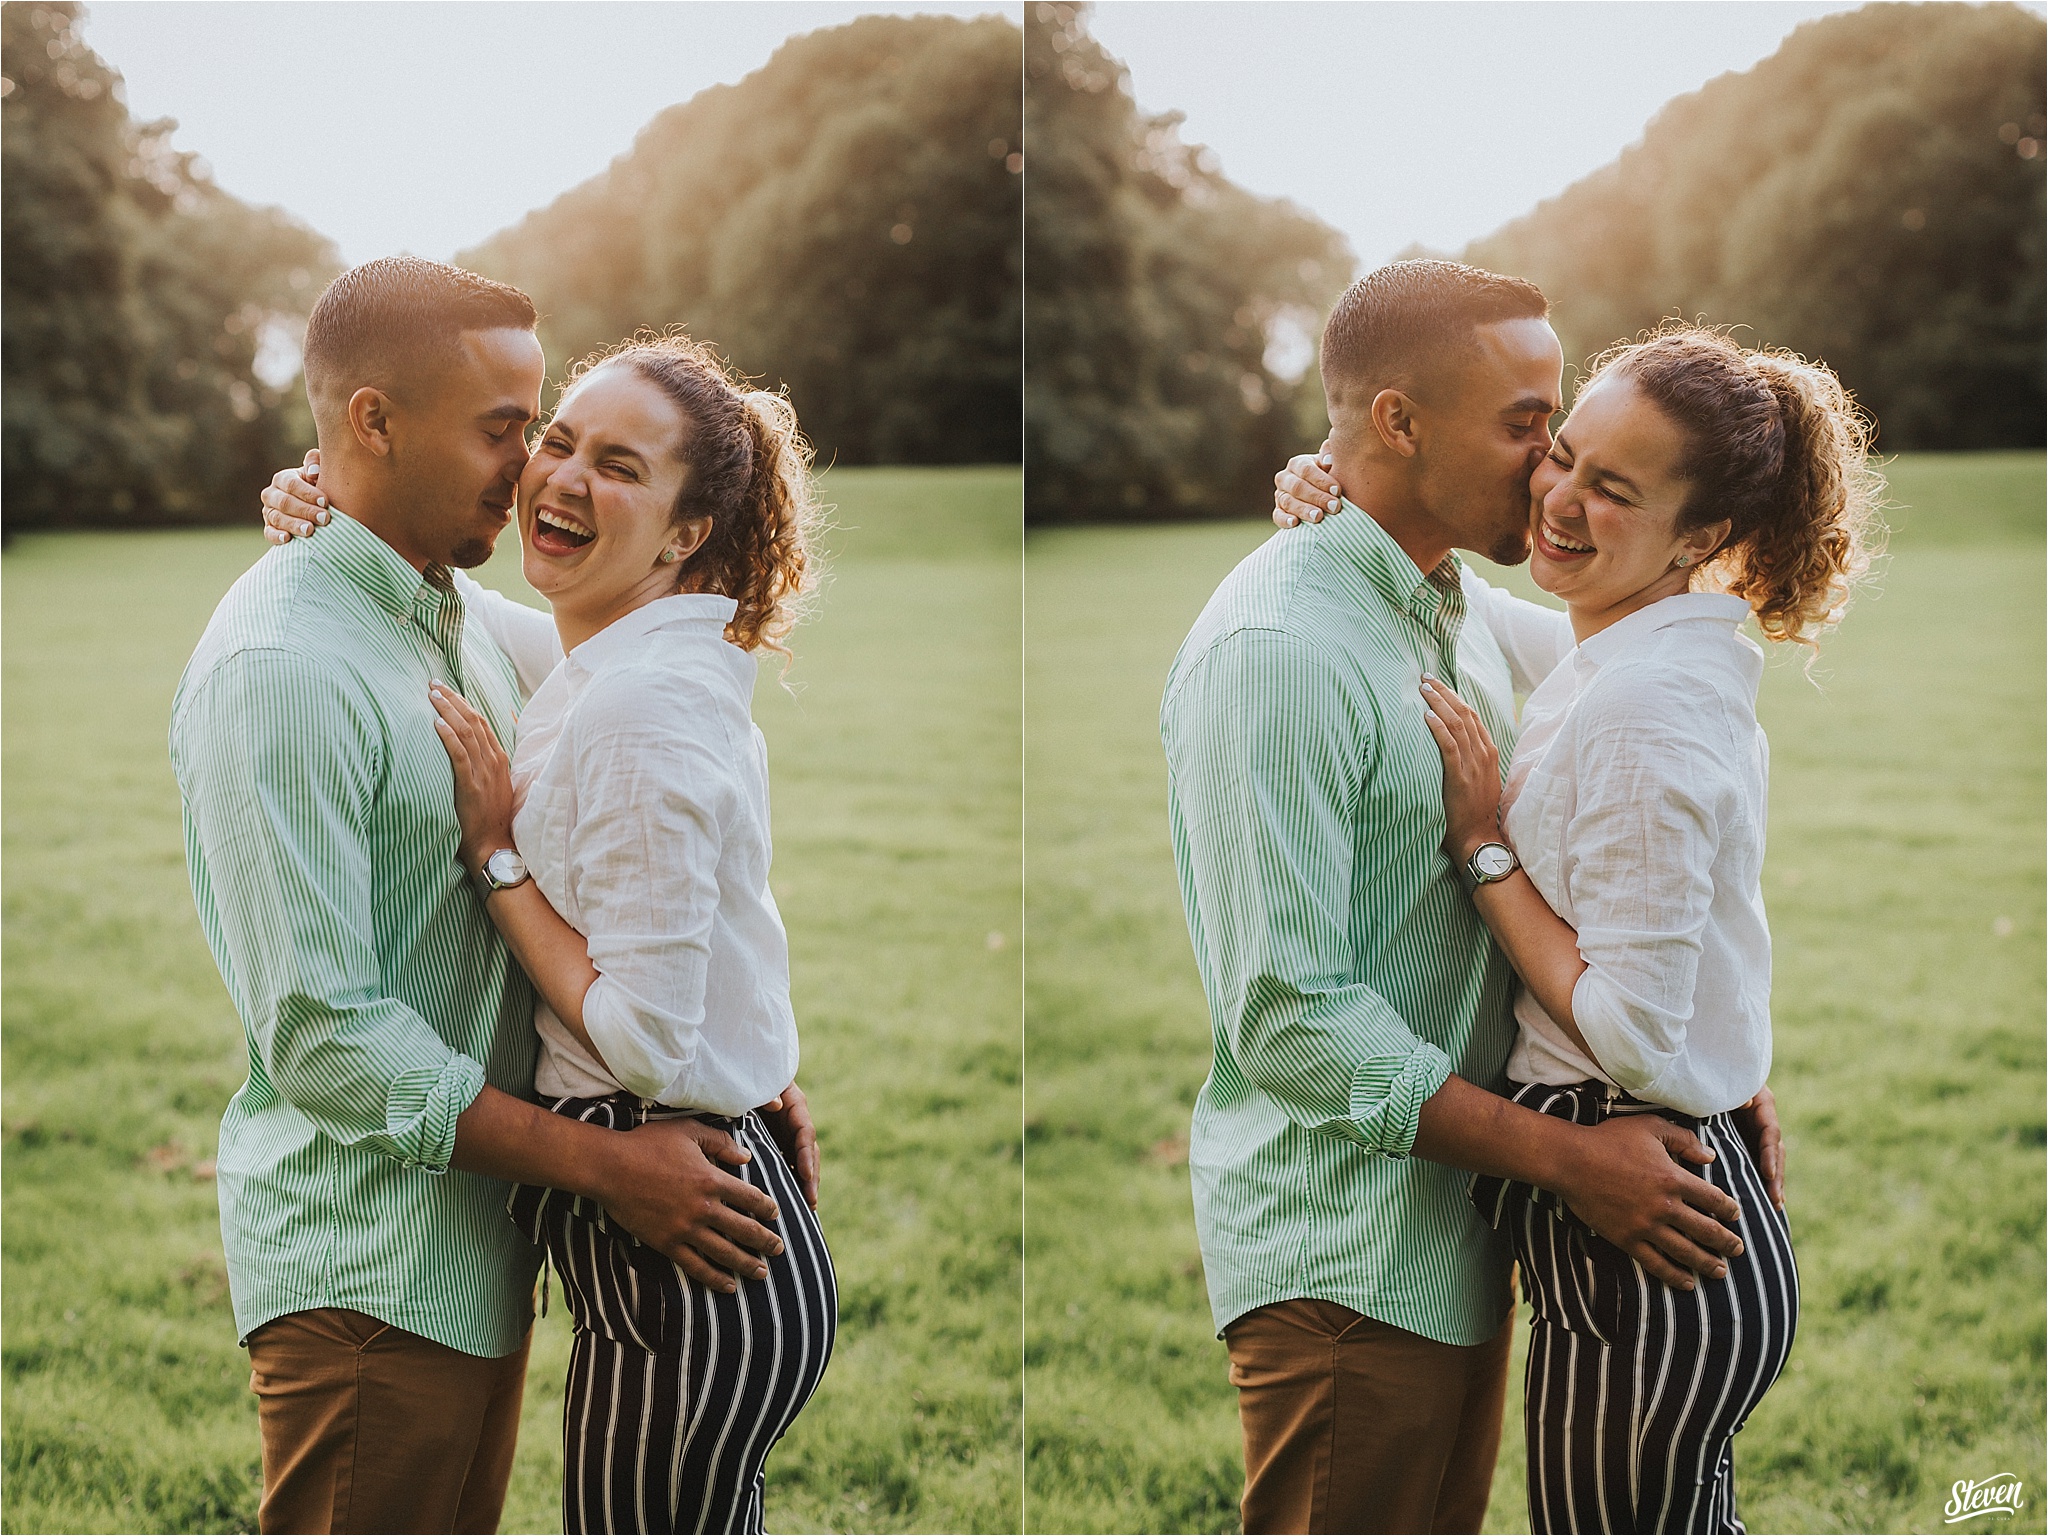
left=1681, top=517, right=1732, bottom=565
left=668, top=516, right=714, bottom=567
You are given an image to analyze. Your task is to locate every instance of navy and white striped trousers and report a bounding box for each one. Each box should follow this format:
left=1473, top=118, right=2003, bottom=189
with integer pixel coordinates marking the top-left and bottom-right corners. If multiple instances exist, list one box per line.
left=1473, top=1082, right=1799, bottom=1534
left=511, top=1096, right=837, bottom=1534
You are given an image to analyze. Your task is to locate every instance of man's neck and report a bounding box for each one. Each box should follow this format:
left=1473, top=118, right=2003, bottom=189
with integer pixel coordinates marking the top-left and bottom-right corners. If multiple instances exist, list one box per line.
left=1326, top=450, right=1455, bottom=575
left=317, top=460, right=429, bottom=572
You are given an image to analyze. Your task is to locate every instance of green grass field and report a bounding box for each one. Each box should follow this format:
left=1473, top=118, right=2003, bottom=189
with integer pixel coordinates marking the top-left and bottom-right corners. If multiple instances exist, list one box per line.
left=1, top=466, right=1024, bottom=1534
left=1022, top=451, right=2047, bottom=1534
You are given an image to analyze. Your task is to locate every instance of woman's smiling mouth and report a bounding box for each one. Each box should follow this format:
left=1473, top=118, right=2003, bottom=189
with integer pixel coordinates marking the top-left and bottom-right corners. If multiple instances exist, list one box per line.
left=1538, top=520, right=1596, bottom=559
left=532, top=506, right=596, bottom=555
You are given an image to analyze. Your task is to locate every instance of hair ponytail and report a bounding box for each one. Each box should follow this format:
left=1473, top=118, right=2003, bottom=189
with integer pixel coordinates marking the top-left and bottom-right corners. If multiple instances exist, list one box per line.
left=558, top=330, right=825, bottom=664
left=1585, top=322, right=1883, bottom=652
left=729, top=388, right=822, bottom=659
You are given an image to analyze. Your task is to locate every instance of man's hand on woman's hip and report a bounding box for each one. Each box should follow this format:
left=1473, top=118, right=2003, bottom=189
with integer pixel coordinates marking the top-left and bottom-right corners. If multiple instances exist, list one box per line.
left=1414, top=1074, right=1744, bottom=1293
left=1549, top=1115, right=1747, bottom=1291
left=453, top=1087, right=784, bottom=1295
left=597, top=1118, right=785, bottom=1293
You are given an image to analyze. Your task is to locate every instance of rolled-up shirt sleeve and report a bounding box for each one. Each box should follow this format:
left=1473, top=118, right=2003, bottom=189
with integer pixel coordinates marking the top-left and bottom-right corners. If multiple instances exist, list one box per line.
left=177, top=649, right=485, bottom=1170
left=1564, top=678, right=1733, bottom=1113
left=565, top=673, right=761, bottom=1114
left=1166, top=629, right=1452, bottom=1156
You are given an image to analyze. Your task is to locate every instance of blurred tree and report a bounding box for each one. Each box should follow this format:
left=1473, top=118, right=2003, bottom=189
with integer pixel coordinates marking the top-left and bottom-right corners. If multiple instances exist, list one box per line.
left=2, top=3, right=337, bottom=534
left=462, top=13, right=1022, bottom=466
left=1024, top=2, right=1350, bottom=523
left=1467, top=2, right=2045, bottom=449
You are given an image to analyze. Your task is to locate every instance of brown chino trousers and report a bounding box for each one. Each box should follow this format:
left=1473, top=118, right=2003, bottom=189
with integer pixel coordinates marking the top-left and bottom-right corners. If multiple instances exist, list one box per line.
left=1225, top=1298, right=1514, bottom=1535
left=246, top=1308, right=531, bottom=1534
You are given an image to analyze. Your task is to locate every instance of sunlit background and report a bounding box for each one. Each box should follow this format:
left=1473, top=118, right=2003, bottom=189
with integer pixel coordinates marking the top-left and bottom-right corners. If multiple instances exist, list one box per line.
left=1026, top=0, right=2047, bottom=522
left=1090, top=1, right=1871, bottom=271
left=83, top=1, right=1021, bottom=265
left=3, top=1, right=1024, bottom=536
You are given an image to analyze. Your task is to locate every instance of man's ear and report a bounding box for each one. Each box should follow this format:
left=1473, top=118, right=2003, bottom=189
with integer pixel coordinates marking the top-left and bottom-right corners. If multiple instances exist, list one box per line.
left=1369, top=388, right=1422, bottom=459
left=346, top=387, right=399, bottom=458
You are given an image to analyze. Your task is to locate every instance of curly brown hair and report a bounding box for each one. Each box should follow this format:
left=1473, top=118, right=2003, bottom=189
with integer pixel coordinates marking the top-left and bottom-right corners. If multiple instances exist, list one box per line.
left=560, top=330, right=824, bottom=661
left=1583, top=322, right=1884, bottom=650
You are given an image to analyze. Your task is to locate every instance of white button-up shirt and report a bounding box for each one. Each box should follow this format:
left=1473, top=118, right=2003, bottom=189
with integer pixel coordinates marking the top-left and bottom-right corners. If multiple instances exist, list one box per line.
left=1463, top=573, right=1773, bottom=1117
left=457, top=577, right=799, bottom=1114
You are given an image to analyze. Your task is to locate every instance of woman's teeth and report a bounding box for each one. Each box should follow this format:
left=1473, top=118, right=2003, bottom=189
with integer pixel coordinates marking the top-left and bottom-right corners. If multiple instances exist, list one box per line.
left=1543, top=523, right=1594, bottom=554
left=535, top=508, right=595, bottom=548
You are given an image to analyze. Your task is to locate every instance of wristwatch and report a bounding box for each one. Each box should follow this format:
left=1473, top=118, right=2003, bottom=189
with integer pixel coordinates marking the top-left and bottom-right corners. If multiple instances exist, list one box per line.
left=1463, top=840, right=1519, bottom=890
left=475, top=847, right=530, bottom=899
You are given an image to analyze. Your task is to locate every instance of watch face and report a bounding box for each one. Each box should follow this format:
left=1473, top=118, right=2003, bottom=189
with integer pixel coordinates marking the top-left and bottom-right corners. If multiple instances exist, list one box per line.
left=485, top=849, right=527, bottom=886
left=1473, top=843, right=1516, bottom=879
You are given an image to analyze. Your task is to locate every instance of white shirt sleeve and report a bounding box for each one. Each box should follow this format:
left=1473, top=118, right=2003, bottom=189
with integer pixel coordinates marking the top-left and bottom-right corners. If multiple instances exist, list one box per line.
left=1462, top=568, right=1573, bottom=695
left=452, top=571, right=562, bottom=701
left=564, top=670, right=763, bottom=1113
left=1562, top=671, right=1738, bottom=1114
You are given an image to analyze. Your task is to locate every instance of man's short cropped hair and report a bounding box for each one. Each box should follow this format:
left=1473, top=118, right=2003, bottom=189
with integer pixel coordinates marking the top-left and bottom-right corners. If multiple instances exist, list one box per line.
left=1321, top=259, right=1548, bottom=401
left=302, top=256, right=537, bottom=424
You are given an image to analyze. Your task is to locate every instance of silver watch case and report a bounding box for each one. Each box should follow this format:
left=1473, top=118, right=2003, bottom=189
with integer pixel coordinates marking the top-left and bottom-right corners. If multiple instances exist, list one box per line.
left=1465, top=841, right=1519, bottom=886
left=478, top=847, right=529, bottom=896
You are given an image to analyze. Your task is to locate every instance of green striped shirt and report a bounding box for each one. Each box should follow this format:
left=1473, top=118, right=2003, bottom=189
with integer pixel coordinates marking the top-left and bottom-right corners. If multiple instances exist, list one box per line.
left=170, top=510, right=539, bottom=1357
left=1161, top=502, right=1521, bottom=1346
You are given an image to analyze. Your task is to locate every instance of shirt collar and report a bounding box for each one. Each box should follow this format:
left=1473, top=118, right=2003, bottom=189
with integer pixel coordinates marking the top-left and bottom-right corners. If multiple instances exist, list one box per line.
left=567, top=593, right=740, bottom=674
left=1322, top=498, right=1466, bottom=619
left=1575, top=591, right=1752, bottom=669
left=310, top=508, right=449, bottom=620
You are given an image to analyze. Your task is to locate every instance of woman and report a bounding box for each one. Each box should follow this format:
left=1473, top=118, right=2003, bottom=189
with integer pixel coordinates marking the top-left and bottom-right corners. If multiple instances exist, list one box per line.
left=263, top=332, right=836, bottom=1535
left=1273, top=324, right=1880, bottom=1533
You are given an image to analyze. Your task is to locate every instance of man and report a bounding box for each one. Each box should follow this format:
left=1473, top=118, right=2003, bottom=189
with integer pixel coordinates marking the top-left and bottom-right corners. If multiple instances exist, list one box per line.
left=171, top=257, right=790, bottom=1534
left=1160, top=260, right=1752, bottom=1535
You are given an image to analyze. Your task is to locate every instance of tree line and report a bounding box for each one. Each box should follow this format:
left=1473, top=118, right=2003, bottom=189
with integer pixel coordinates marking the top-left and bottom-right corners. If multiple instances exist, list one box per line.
left=1024, top=1, right=1350, bottom=525
left=1028, top=0, right=2044, bottom=523
left=3, top=10, right=1021, bottom=533
left=2, top=2, right=337, bottom=535
left=461, top=12, right=1022, bottom=469
left=1465, top=1, right=2046, bottom=452
left=6, top=2, right=2039, bottom=534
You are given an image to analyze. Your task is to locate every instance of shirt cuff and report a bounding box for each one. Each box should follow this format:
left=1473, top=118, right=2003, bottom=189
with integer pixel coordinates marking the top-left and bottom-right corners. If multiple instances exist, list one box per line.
left=1571, top=969, right=1679, bottom=1101
left=583, top=976, right=692, bottom=1103
left=382, top=1054, right=487, bottom=1174
left=1341, top=1038, right=1453, bottom=1159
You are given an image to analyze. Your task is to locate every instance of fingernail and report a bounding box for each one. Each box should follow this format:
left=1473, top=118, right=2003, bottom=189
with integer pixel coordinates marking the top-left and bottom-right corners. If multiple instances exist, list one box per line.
left=1278, top=514, right=1296, bottom=528
left=315, top=496, right=327, bottom=509
left=1327, top=499, right=1340, bottom=514
left=1318, top=453, right=1332, bottom=467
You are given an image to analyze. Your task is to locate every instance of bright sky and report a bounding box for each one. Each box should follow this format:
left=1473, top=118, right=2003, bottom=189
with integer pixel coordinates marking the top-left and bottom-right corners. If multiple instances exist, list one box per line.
left=1087, top=1, right=1883, bottom=269
left=80, top=1, right=1023, bottom=266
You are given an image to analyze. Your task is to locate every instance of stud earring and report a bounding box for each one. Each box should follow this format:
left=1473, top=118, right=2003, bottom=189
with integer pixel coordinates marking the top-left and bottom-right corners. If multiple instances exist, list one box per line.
left=1675, top=555, right=1691, bottom=567
left=660, top=549, right=679, bottom=564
